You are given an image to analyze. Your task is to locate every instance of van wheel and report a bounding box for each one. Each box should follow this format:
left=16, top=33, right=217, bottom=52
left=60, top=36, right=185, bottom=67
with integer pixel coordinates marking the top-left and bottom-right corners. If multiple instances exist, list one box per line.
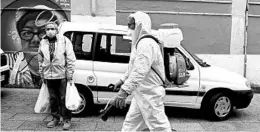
left=1, top=70, right=9, bottom=86
left=71, top=85, right=94, bottom=117
left=205, top=93, right=233, bottom=121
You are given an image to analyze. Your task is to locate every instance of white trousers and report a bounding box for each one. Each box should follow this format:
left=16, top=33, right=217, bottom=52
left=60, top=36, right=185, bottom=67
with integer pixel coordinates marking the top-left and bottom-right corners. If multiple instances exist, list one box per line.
left=121, top=91, right=172, bottom=132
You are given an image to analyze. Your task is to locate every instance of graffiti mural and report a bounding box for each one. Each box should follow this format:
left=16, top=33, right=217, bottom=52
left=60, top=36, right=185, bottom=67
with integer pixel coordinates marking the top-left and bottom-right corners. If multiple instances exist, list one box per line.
left=1, top=0, right=71, bottom=88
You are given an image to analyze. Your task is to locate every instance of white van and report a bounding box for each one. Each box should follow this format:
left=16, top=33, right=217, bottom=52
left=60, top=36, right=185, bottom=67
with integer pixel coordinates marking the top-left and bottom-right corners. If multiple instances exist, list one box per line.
left=0, top=48, right=10, bottom=86
left=59, top=22, right=253, bottom=121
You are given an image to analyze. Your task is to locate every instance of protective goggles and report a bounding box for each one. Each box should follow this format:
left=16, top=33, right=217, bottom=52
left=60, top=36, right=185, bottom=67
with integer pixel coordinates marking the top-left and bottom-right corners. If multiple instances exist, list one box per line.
left=128, top=17, right=135, bottom=30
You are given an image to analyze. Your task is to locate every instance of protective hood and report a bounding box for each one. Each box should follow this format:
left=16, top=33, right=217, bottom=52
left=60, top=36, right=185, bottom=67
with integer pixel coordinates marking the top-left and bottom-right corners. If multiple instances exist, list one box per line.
left=128, top=11, right=152, bottom=45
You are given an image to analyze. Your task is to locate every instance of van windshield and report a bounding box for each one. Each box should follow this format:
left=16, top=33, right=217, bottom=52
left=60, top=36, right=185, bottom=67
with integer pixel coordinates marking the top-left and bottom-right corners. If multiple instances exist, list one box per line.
left=181, top=44, right=210, bottom=67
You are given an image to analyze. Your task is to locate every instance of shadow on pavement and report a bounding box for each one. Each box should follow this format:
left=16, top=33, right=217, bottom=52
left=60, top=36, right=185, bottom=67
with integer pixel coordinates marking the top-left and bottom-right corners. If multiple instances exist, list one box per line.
left=82, top=104, right=243, bottom=122
left=1, top=90, right=10, bottom=98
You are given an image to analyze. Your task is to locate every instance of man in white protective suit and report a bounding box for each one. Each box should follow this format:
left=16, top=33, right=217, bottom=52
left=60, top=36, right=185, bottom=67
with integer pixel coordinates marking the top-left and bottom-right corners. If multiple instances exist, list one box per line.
left=112, top=11, right=173, bottom=132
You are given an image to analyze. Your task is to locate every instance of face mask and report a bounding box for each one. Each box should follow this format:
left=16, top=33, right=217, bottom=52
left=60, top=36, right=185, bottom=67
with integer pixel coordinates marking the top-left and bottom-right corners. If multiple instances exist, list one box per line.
left=131, top=23, right=143, bottom=45
left=45, top=23, right=58, bottom=38
left=131, top=29, right=138, bottom=45
left=127, top=29, right=132, bottom=37
left=46, top=29, right=57, bottom=38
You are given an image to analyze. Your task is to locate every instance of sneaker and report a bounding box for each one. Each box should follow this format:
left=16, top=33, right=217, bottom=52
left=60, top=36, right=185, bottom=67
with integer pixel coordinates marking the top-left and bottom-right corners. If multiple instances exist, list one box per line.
left=63, top=120, right=71, bottom=130
left=47, top=118, right=59, bottom=128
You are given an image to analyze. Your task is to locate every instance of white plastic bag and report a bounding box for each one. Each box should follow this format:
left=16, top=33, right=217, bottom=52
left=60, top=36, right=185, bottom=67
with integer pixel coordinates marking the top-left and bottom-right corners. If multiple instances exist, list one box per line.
left=66, top=82, right=82, bottom=111
left=34, top=83, right=50, bottom=113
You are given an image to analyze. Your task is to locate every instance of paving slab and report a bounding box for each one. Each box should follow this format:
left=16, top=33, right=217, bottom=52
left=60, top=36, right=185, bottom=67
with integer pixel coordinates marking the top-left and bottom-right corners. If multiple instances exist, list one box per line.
left=1, top=113, right=16, bottom=120
left=173, top=117, right=208, bottom=123
left=43, top=115, right=81, bottom=122
left=5, top=106, right=34, bottom=114
left=230, top=122, right=260, bottom=131
left=1, top=94, right=28, bottom=101
left=23, top=95, right=38, bottom=101
left=1, top=120, right=25, bottom=130
left=55, top=121, right=97, bottom=131
left=239, top=110, right=260, bottom=123
left=9, top=113, right=48, bottom=121
left=1, top=100, right=32, bottom=107
left=71, top=117, right=82, bottom=122
left=200, top=122, right=238, bottom=131
left=171, top=123, right=205, bottom=131
left=167, top=117, right=181, bottom=123
left=1, top=106, right=10, bottom=112
left=80, top=116, right=110, bottom=123
left=219, top=111, right=243, bottom=123
left=114, top=116, right=125, bottom=123
left=95, top=122, right=122, bottom=131
left=17, top=121, right=57, bottom=131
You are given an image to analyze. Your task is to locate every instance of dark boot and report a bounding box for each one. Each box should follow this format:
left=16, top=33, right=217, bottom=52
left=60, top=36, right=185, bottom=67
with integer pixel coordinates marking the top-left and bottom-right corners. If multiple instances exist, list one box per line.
left=63, top=120, right=71, bottom=130
left=47, top=118, right=59, bottom=128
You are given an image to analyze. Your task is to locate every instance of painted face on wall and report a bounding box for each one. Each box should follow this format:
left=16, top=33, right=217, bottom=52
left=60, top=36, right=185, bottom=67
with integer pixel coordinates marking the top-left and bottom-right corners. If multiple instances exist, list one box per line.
left=16, top=9, right=61, bottom=76
left=19, top=20, right=46, bottom=52
left=17, top=10, right=59, bottom=52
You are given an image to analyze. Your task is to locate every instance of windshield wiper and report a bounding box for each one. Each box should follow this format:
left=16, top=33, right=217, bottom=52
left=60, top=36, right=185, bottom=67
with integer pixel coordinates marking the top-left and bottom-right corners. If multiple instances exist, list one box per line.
left=196, top=58, right=210, bottom=67
left=202, top=62, right=210, bottom=67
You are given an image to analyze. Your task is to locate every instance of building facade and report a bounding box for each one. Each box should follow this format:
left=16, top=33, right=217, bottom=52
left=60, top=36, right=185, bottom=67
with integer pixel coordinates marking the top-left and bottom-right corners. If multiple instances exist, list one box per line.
left=1, top=0, right=259, bottom=88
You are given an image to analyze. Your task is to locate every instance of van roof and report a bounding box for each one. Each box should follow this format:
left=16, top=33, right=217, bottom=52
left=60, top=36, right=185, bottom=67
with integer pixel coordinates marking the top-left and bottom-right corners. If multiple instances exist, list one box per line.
left=59, top=22, right=128, bottom=35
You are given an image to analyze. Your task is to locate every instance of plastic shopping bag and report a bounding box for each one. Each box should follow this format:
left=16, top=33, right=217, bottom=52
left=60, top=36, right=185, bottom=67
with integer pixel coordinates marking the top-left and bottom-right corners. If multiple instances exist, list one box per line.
left=34, top=83, right=50, bottom=113
left=66, top=82, right=82, bottom=111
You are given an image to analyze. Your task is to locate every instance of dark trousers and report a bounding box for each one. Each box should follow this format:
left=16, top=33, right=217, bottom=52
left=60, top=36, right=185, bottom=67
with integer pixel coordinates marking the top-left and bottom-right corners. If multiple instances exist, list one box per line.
left=46, top=78, right=71, bottom=121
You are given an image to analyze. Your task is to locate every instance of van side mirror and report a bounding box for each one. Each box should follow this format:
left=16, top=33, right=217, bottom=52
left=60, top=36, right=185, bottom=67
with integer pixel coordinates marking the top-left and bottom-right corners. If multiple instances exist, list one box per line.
left=186, top=58, right=194, bottom=70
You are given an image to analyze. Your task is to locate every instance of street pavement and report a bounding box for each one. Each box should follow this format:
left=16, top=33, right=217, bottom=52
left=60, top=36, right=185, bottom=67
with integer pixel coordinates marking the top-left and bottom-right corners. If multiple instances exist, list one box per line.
left=1, top=88, right=260, bottom=132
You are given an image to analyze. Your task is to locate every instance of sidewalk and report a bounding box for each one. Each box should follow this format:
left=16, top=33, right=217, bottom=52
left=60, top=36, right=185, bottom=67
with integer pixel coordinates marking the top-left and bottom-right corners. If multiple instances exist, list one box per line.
left=1, top=88, right=125, bottom=131
left=1, top=88, right=260, bottom=131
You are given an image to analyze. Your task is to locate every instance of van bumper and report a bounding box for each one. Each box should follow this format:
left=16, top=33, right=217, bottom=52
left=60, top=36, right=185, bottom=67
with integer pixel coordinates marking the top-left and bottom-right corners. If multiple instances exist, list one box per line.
left=234, top=90, right=254, bottom=109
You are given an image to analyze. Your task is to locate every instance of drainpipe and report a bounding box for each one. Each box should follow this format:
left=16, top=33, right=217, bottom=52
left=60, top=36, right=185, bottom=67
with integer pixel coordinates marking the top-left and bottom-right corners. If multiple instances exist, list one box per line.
left=244, top=0, right=249, bottom=78
left=91, top=0, right=97, bottom=17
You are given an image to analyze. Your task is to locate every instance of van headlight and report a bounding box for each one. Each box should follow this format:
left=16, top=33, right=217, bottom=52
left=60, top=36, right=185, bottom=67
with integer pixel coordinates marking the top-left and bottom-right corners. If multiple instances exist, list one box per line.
left=245, top=81, right=251, bottom=88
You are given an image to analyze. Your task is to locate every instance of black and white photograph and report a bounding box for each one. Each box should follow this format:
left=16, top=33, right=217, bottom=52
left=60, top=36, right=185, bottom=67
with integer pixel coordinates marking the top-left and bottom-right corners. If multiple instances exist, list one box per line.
left=1, top=0, right=260, bottom=131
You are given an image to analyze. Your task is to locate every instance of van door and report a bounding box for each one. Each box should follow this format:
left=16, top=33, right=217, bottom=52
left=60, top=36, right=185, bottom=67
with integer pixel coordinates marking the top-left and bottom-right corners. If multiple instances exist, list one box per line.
left=93, top=33, right=130, bottom=103
left=65, top=32, right=98, bottom=98
left=164, top=47, right=200, bottom=107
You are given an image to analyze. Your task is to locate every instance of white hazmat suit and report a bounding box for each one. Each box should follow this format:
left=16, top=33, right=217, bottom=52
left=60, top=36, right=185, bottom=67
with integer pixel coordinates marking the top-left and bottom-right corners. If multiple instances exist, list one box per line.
left=120, top=11, right=172, bottom=132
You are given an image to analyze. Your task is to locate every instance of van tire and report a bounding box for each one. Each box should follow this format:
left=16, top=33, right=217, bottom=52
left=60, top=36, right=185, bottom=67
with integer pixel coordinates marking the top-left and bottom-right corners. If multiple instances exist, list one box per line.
left=71, top=84, right=94, bottom=117
left=205, top=93, right=233, bottom=121
left=1, top=70, right=9, bottom=86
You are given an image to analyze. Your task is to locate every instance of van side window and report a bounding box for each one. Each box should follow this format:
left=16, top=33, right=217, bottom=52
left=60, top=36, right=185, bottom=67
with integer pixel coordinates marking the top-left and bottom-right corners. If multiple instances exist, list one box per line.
left=95, top=34, right=130, bottom=63
left=64, top=32, right=94, bottom=60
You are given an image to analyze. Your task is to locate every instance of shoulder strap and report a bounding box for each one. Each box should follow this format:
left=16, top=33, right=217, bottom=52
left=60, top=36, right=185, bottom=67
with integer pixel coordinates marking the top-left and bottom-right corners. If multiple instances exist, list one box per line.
left=151, top=67, right=165, bottom=85
left=136, top=35, right=164, bottom=59
left=135, top=35, right=166, bottom=86
left=136, top=34, right=160, bottom=49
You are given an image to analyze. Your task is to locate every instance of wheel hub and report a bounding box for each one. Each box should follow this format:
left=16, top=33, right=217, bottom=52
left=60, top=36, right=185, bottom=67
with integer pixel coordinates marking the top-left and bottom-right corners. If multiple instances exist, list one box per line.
left=214, top=96, right=231, bottom=117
